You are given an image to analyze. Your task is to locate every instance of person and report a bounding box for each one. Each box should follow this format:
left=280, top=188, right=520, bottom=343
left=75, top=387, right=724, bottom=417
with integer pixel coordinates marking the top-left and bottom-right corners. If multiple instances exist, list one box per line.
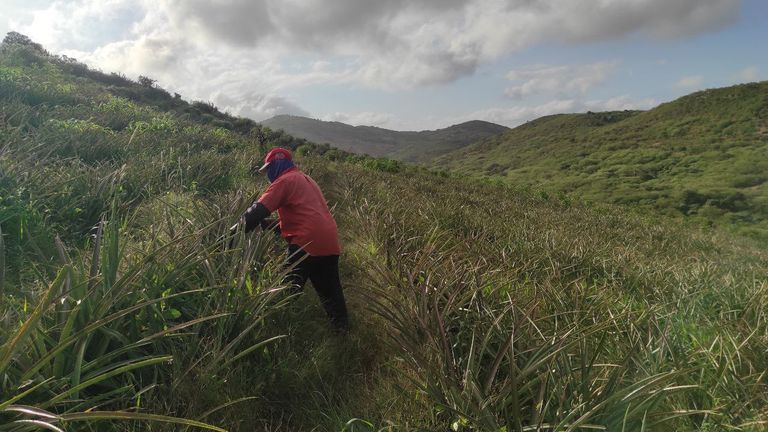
left=234, top=147, right=349, bottom=331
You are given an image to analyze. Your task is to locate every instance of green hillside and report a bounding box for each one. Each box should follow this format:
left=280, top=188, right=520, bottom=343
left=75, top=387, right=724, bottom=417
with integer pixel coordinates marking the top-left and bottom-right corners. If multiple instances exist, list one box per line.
left=435, top=85, right=768, bottom=239
left=2, top=34, right=768, bottom=431
left=261, top=114, right=509, bottom=162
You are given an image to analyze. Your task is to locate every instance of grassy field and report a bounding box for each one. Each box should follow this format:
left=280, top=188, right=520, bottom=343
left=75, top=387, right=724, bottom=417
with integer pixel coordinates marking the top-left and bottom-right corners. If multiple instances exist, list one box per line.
left=434, top=84, right=768, bottom=240
left=1, top=35, right=767, bottom=431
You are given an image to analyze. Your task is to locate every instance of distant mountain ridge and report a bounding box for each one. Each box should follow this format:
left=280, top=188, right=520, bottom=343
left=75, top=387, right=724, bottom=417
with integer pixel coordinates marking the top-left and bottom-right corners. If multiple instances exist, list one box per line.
left=260, top=115, right=509, bottom=162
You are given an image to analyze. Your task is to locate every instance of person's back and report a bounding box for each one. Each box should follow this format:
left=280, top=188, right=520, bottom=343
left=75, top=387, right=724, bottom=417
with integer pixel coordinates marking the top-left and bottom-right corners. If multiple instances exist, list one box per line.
left=259, top=169, right=340, bottom=257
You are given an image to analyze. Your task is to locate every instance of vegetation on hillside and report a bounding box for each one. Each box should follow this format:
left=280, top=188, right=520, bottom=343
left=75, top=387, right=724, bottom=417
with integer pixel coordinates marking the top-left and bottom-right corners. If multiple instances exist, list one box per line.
left=1, top=33, right=767, bottom=432
left=434, top=87, right=768, bottom=240
left=261, top=115, right=509, bottom=162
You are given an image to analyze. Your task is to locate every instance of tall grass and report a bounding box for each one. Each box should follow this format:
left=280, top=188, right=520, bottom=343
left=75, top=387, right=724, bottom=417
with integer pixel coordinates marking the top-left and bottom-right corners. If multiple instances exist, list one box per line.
left=333, top=163, right=768, bottom=431
left=0, top=186, right=293, bottom=430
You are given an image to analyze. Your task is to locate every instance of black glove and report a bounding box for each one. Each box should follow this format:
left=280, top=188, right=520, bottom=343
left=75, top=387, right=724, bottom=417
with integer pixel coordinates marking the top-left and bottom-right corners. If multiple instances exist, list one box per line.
left=242, top=202, right=271, bottom=233
left=227, top=203, right=274, bottom=248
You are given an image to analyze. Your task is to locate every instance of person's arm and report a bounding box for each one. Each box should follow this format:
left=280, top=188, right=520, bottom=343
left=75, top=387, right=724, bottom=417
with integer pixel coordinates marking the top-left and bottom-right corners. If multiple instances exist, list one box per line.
left=232, top=177, right=286, bottom=235
left=241, top=202, right=271, bottom=233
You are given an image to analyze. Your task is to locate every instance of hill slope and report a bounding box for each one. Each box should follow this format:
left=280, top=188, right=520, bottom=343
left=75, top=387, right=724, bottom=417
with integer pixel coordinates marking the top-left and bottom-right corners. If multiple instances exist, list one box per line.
left=2, top=34, right=768, bottom=431
left=261, top=114, right=509, bottom=162
left=435, top=83, right=768, bottom=239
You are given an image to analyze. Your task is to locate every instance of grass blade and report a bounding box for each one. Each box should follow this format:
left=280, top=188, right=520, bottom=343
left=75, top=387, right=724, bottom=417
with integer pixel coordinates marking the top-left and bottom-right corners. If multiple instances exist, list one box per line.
left=44, top=355, right=173, bottom=407
left=12, top=419, right=65, bottom=432
left=0, top=266, right=70, bottom=374
left=0, top=378, right=53, bottom=410
left=59, top=411, right=228, bottom=431
left=0, top=224, right=5, bottom=296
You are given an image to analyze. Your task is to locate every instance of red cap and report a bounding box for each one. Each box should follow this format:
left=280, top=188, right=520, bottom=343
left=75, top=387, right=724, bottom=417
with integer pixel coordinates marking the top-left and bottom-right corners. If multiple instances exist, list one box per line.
left=259, top=147, right=292, bottom=172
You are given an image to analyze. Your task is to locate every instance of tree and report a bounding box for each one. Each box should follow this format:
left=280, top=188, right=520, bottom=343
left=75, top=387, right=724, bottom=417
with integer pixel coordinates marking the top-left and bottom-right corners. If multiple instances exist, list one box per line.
left=254, top=126, right=268, bottom=147
left=2, top=31, right=45, bottom=53
left=138, top=75, right=157, bottom=88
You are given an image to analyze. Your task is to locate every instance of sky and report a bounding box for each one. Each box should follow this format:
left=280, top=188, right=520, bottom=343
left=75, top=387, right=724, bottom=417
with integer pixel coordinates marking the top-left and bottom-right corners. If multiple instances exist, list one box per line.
left=1, top=0, right=767, bottom=130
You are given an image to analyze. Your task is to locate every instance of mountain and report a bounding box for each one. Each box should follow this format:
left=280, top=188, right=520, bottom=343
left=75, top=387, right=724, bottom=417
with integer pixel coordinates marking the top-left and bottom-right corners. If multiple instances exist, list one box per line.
left=434, top=82, right=768, bottom=239
left=260, top=114, right=509, bottom=162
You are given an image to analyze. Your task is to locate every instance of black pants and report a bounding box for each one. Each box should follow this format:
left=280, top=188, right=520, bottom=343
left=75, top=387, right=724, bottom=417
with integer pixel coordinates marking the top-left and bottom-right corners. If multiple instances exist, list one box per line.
left=286, top=244, right=349, bottom=330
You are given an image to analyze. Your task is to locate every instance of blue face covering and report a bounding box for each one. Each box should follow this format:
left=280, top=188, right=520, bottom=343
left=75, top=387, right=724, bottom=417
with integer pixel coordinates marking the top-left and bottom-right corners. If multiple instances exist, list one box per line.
left=266, top=159, right=295, bottom=183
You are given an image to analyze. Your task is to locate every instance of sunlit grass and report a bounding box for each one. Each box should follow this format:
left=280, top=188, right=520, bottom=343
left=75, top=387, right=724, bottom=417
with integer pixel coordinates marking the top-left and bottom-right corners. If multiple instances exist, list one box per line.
left=335, top=163, right=768, bottom=431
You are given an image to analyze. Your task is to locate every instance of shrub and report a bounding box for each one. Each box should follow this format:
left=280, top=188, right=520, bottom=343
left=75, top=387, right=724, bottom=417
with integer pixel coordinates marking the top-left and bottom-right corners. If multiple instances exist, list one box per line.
left=42, top=118, right=126, bottom=163
left=95, top=95, right=154, bottom=130
left=363, top=157, right=402, bottom=173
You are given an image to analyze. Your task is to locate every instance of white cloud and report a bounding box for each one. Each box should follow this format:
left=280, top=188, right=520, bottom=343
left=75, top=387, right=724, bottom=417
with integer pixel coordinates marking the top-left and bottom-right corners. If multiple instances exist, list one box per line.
left=11, top=0, right=741, bottom=89
left=735, top=66, right=759, bottom=82
left=675, top=75, right=705, bottom=89
left=69, top=35, right=189, bottom=80
left=0, top=0, right=51, bottom=39
left=2, top=0, right=739, bottom=128
left=18, top=0, right=142, bottom=51
left=213, top=92, right=309, bottom=121
left=505, top=61, right=619, bottom=99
